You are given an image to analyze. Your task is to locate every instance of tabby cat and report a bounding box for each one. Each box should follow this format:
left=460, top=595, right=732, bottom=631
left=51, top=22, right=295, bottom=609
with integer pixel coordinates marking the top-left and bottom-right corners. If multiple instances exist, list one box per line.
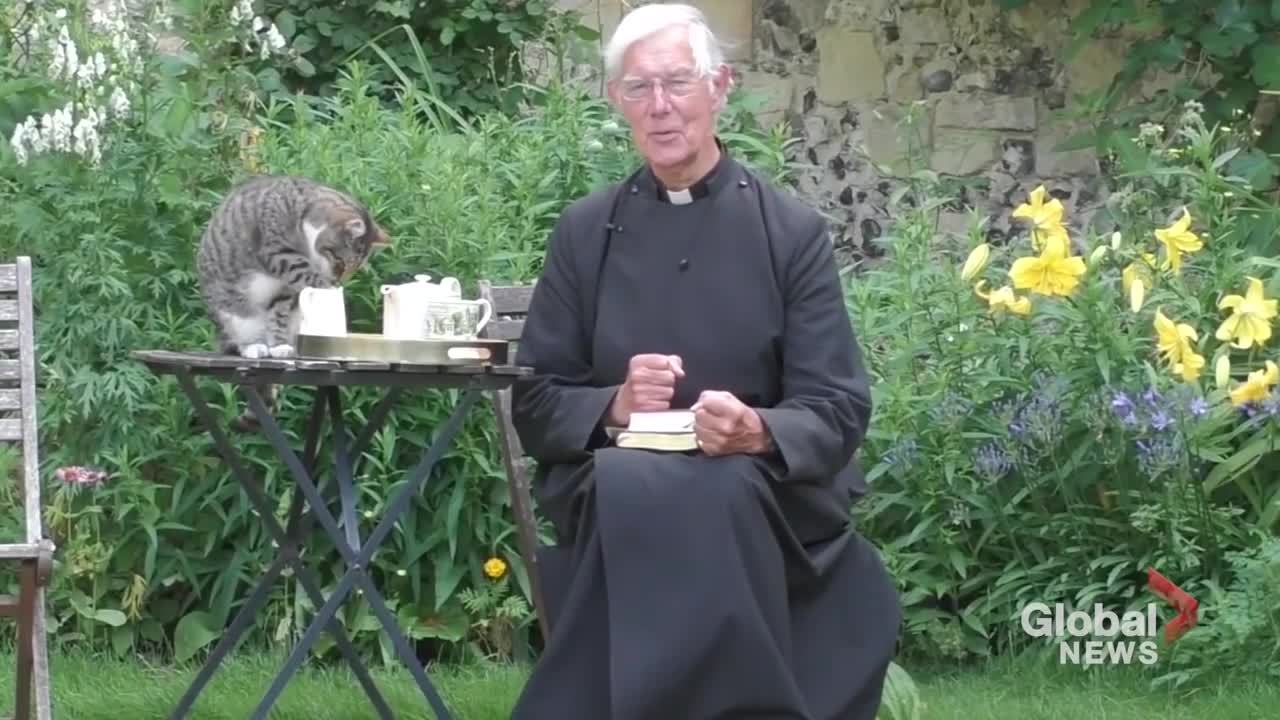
left=196, top=174, right=390, bottom=429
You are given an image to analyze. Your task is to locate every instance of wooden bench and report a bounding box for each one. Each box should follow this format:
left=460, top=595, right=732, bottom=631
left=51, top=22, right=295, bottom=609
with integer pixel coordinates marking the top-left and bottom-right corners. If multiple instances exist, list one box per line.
left=0, top=257, right=55, bottom=720
left=476, top=280, right=553, bottom=640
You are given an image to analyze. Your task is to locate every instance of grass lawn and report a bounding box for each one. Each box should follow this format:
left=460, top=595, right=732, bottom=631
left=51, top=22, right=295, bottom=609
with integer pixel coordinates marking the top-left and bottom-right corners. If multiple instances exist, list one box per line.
left=1, top=648, right=1276, bottom=719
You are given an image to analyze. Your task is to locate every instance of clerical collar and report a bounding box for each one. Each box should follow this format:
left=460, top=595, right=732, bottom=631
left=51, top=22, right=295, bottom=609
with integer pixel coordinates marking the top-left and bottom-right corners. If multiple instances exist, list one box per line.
left=644, top=139, right=730, bottom=205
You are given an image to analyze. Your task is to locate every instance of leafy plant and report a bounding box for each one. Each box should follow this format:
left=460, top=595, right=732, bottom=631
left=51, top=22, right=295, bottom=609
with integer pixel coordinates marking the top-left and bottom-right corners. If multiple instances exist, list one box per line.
left=0, top=0, right=792, bottom=664
left=850, top=100, right=1279, bottom=671
left=998, top=0, right=1280, bottom=193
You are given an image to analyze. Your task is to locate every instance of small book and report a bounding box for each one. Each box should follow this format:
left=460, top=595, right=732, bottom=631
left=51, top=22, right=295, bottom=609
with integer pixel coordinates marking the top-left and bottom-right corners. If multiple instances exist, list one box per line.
left=613, top=410, right=698, bottom=452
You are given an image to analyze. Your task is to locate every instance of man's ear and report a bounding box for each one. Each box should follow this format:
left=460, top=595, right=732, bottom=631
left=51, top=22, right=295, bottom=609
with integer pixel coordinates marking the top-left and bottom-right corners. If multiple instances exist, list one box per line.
left=710, top=64, right=733, bottom=111
left=605, top=78, right=622, bottom=111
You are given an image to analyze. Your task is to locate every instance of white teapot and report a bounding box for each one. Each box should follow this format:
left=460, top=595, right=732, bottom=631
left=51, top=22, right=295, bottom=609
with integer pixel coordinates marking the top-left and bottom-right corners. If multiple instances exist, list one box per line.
left=380, top=274, right=463, bottom=338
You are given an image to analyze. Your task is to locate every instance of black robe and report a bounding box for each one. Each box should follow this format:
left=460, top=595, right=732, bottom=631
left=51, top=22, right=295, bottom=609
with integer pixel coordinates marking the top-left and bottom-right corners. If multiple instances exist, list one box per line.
left=508, top=146, right=902, bottom=720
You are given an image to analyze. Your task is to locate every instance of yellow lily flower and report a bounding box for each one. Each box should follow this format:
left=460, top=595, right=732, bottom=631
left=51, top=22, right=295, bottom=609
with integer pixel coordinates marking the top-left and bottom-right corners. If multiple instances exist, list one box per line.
left=1008, top=233, right=1087, bottom=297
left=974, top=281, right=1032, bottom=316
left=1153, top=308, right=1205, bottom=382
left=960, top=243, right=991, bottom=283
left=1215, top=276, right=1277, bottom=350
left=1012, top=185, right=1070, bottom=251
left=1153, top=208, right=1203, bottom=272
left=1229, top=360, right=1279, bottom=406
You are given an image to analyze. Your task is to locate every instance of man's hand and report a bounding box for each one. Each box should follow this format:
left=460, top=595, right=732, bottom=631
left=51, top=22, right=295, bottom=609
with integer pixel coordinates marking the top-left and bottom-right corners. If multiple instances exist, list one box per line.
left=607, top=353, right=685, bottom=426
left=691, top=390, right=772, bottom=456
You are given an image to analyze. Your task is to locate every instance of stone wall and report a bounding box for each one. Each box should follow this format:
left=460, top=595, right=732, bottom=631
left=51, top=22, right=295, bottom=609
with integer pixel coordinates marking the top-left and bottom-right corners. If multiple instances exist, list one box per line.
left=547, top=0, right=1178, bottom=266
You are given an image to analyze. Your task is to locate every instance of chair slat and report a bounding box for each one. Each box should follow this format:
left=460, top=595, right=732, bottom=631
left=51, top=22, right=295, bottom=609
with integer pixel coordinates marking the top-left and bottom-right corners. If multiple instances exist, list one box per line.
left=0, top=264, right=15, bottom=292
left=0, top=389, right=19, bottom=409
left=0, top=359, right=18, bottom=380
left=0, top=329, right=17, bottom=349
left=486, top=319, right=525, bottom=341
left=0, top=418, right=20, bottom=441
left=0, top=543, right=42, bottom=560
left=486, top=285, right=535, bottom=316
left=0, top=299, right=17, bottom=321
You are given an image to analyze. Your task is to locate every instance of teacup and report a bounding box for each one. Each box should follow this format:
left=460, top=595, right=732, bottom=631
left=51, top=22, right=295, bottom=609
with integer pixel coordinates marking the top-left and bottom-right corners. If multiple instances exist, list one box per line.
left=422, top=297, right=492, bottom=339
left=298, top=286, right=347, bottom=336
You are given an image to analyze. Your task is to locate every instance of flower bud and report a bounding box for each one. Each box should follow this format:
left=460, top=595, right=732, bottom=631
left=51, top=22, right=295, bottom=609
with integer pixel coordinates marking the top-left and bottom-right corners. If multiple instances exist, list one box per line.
left=1110, top=231, right=1122, bottom=250
left=1129, top=278, right=1145, bottom=312
left=960, top=243, right=991, bottom=283
left=1089, top=246, right=1108, bottom=266
left=1215, top=355, right=1231, bottom=388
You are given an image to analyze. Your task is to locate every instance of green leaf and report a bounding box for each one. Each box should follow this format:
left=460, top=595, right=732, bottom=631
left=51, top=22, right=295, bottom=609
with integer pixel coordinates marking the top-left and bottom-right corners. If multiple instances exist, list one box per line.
left=1250, top=44, right=1280, bottom=90
left=440, top=25, right=456, bottom=46
left=173, top=611, right=220, bottom=663
left=1225, top=147, right=1279, bottom=191
left=274, top=10, right=297, bottom=38
left=93, top=608, right=127, bottom=627
left=433, top=551, right=466, bottom=611
left=111, top=625, right=134, bottom=656
left=294, top=56, right=316, bottom=78
left=292, top=32, right=318, bottom=54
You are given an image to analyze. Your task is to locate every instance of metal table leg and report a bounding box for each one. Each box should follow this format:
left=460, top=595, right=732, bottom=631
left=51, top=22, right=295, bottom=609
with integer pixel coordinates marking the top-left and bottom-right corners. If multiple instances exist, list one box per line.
left=168, top=371, right=402, bottom=720
left=242, top=384, right=477, bottom=720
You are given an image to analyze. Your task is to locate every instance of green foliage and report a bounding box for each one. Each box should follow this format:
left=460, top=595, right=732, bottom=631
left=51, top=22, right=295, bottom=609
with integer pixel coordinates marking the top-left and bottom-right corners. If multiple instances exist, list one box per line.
left=1152, top=536, right=1280, bottom=687
left=0, top=0, right=791, bottom=664
left=1001, top=0, right=1280, bottom=184
left=254, top=0, right=567, bottom=116
left=850, top=104, right=1280, bottom=675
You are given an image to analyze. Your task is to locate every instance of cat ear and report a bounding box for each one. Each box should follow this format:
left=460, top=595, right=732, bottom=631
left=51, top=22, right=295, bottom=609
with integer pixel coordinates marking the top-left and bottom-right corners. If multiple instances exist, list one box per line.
left=370, top=224, right=390, bottom=250
left=343, top=217, right=366, bottom=237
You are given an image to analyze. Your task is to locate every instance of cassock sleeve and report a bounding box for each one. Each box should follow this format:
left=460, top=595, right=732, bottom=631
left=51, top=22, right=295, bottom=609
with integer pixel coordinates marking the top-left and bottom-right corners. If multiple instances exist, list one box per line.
left=510, top=210, right=619, bottom=465
left=754, top=215, right=873, bottom=485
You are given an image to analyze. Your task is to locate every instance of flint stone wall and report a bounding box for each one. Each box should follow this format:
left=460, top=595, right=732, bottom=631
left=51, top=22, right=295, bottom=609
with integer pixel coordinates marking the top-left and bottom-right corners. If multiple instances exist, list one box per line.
left=547, top=0, right=1180, bottom=267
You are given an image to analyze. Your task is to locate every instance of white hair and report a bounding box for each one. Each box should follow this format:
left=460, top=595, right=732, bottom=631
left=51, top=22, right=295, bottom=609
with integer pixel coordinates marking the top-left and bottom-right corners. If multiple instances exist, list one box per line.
left=603, top=3, right=727, bottom=81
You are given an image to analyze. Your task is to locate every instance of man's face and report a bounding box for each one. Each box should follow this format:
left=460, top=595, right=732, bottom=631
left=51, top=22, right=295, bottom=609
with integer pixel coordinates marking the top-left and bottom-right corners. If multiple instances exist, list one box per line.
left=609, top=25, right=729, bottom=174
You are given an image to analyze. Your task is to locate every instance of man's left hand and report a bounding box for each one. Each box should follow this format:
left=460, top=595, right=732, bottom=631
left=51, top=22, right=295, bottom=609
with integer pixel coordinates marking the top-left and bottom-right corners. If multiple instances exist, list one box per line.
left=691, top=390, right=772, bottom=456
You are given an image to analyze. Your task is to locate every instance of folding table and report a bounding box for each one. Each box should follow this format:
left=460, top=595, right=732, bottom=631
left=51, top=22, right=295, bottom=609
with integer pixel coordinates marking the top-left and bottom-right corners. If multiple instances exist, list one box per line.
left=131, top=349, right=528, bottom=720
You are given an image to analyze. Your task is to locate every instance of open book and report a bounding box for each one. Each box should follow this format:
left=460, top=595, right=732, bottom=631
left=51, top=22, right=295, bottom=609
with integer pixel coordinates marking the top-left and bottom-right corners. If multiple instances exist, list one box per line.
left=613, top=410, right=698, bottom=452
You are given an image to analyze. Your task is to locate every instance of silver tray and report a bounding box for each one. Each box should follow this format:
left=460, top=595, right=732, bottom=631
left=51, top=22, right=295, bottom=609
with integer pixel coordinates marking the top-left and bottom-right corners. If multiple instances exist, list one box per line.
left=296, top=333, right=510, bottom=366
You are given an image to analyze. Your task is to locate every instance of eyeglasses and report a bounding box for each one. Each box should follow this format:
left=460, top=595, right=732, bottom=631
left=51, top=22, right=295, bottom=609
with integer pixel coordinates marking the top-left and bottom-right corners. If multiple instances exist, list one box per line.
left=617, top=74, right=704, bottom=102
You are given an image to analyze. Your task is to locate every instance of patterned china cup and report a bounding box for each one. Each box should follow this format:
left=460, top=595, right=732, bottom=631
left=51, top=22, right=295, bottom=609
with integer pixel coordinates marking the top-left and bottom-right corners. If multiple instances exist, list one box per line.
left=422, top=297, right=492, bottom=339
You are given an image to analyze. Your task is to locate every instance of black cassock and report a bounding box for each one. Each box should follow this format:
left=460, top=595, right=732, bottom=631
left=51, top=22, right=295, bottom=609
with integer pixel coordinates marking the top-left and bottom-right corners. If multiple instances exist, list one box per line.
left=508, top=146, right=901, bottom=720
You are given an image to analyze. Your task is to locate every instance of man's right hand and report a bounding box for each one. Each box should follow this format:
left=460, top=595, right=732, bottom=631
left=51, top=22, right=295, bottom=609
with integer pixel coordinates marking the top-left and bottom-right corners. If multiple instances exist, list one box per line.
left=607, top=353, right=685, bottom=426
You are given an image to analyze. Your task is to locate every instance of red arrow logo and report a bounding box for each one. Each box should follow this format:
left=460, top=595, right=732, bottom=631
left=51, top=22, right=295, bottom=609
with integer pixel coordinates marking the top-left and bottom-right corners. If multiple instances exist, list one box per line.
left=1146, top=567, right=1198, bottom=643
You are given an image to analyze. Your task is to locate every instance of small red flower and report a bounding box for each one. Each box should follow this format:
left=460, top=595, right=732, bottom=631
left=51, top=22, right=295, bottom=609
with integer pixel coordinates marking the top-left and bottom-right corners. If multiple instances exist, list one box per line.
left=54, top=466, right=110, bottom=487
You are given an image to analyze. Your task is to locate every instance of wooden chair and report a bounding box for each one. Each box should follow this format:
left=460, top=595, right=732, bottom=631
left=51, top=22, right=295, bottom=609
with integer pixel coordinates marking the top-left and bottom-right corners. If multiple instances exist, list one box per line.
left=0, top=257, right=55, bottom=720
left=476, top=280, right=554, bottom=640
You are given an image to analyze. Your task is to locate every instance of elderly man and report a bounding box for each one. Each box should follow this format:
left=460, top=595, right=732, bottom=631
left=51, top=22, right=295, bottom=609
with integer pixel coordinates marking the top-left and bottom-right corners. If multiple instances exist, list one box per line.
left=508, top=4, right=901, bottom=719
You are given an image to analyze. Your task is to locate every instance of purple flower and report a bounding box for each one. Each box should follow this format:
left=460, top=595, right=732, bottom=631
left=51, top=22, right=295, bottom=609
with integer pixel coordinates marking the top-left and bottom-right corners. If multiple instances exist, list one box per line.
left=882, top=438, right=920, bottom=469
left=974, top=443, right=1013, bottom=480
left=1149, top=411, right=1173, bottom=431
left=1188, top=397, right=1208, bottom=417
left=1135, top=435, right=1183, bottom=478
left=1110, top=391, right=1137, bottom=425
left=1142, top=387, right=1162, bottom=407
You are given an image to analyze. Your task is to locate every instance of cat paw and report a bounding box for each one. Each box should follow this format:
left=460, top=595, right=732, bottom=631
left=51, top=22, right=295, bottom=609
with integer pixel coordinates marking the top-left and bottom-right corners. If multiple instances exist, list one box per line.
left=240, top=343, right=269, bottom=359
left=268, top=344, right=295, bottom=358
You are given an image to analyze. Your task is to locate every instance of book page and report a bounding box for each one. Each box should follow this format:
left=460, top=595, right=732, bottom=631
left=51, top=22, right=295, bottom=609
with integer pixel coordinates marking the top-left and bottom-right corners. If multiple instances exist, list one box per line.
left=626, top=410, right=694, bottom=434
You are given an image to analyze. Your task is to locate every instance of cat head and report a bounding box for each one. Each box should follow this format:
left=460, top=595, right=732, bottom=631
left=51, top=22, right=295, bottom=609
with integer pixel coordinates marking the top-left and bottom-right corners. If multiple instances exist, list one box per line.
left=308, top=207, right=390, bottom=282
